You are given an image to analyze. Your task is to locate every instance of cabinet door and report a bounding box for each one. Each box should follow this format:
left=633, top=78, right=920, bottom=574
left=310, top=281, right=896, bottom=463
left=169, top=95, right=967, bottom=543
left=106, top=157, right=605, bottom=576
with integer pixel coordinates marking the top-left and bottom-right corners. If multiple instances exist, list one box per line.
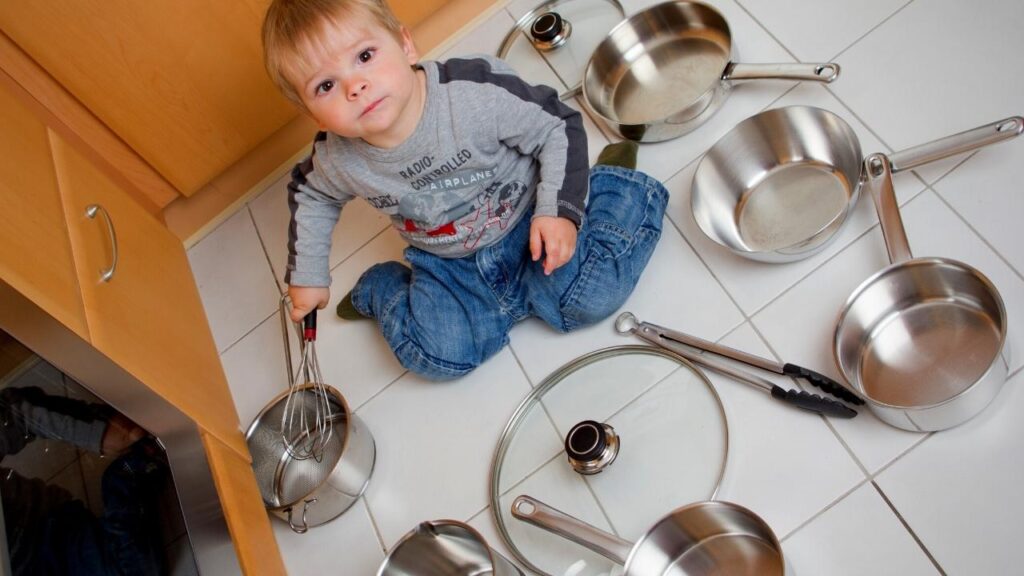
left=0, top=1, right=297, bottom=196
left=201, top=430, right=286, bottom=575
left=51, top=134, right=247, bottom=457
left=0, top=81, right=88, bottom=338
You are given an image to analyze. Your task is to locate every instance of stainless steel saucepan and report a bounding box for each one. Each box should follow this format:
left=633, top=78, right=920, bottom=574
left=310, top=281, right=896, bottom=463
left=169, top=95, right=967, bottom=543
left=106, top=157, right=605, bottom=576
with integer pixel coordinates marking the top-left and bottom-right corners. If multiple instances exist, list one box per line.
left=378, top=520, right=523, bottom=575
left=833, top=152, right=1012, bottom=431
left=691, top=109, right=1024, bottom=262
left=582, top=1, right=839, bottom=142
left=512, top=495, right=790, bottom=575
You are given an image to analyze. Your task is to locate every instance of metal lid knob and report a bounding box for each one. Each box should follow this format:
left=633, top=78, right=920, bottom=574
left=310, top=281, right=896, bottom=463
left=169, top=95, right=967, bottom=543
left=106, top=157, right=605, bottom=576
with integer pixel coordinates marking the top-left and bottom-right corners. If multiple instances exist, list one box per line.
left=565, top=421, right=619, bottom=475
left=529, top=11, right=572, bottom=51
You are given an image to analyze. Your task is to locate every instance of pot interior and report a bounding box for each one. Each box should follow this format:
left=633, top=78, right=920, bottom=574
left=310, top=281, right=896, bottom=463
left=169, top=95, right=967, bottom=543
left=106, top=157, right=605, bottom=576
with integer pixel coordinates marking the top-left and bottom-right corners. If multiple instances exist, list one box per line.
left=584, top=1, right=731, bottom=125
left=836, top=259, right=1006, bottom=408
left=630, top=501, right=784, bottom=576
left=691, top=106, right=862, bottom=257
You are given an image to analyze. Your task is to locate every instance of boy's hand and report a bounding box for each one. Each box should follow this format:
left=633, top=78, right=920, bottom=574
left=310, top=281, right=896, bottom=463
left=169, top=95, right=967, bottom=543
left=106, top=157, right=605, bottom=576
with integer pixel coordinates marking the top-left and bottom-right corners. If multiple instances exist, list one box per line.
left=288, top=285, right=330, bottom=322
left=530, top=216, right=578, bottom=275
left=101, top=413, right=145, bottom=456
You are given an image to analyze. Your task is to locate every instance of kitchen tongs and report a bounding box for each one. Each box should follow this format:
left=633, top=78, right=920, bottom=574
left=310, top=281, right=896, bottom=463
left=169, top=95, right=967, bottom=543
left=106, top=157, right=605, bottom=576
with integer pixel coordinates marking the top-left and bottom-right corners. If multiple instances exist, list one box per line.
left=615, top=312, right=862, bottom=418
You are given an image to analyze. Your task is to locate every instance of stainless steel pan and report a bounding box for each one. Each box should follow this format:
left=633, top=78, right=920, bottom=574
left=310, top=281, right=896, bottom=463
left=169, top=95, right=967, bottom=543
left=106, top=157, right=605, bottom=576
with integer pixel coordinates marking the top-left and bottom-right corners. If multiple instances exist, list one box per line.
left=691, top=108, right=1024, bottom=262
left=378, top=520, right=523, bottom=575
left=833, top=153, right=1011, bottom=431
left=512, top=495, right=790, bottom=575
left=582, top=1, right=839, bottom=142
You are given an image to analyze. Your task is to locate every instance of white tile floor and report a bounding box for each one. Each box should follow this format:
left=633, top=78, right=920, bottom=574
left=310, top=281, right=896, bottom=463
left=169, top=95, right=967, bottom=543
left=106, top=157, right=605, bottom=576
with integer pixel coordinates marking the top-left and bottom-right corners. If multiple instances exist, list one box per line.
left=188, top=1, right=1024, bottom=573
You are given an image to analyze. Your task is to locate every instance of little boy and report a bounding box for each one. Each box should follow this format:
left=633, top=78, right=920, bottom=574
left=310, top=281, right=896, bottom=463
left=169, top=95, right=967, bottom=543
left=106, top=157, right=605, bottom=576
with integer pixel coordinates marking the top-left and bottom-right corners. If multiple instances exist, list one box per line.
left=263, top=0, right=668, bottom=379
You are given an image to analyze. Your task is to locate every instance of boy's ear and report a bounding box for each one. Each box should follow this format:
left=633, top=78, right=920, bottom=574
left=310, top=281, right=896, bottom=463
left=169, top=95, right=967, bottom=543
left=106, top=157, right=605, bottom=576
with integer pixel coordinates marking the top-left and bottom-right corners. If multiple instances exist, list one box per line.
left=400, top=26, right=419, bottom=64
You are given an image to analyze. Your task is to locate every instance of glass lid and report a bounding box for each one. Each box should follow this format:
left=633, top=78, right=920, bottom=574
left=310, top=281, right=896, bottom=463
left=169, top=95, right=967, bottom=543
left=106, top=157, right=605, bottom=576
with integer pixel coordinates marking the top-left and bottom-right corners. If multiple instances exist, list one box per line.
left=498, top=0, right=625, bottom=99
left=490, top=345, right=729, bottom=576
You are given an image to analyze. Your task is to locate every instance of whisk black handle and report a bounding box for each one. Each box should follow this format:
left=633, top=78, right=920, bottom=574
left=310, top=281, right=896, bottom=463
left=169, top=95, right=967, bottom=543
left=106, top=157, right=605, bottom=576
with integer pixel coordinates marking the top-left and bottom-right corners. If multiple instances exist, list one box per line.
left=303, top=310, right=317, bottom=341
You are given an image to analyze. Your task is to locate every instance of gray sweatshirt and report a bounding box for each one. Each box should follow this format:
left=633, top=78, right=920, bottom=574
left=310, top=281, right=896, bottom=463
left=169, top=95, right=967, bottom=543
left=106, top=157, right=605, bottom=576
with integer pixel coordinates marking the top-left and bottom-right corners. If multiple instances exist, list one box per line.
left=285, top=55, right=589, bottom=287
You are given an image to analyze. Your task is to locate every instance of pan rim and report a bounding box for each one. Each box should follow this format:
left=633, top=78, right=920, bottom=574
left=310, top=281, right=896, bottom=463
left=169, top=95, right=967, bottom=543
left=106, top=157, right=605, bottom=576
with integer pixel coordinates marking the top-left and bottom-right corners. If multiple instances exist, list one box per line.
left=832, top=256, right=1008, bottom=411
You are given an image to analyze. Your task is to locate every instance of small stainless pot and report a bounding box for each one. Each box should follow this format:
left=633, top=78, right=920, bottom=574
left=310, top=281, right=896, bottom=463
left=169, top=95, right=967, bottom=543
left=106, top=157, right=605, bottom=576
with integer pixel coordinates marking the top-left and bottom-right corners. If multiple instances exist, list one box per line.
left=691, top=108, right=1024, bottom=262
left=833, top=153, right=1011, bottom=431
left=247, top=384, right=376, bottom=533
left=582, top=1, right=838, bottom=142
left=512, top=495, right=790, bottom=575
left=378, top=520, right=523, bottom=576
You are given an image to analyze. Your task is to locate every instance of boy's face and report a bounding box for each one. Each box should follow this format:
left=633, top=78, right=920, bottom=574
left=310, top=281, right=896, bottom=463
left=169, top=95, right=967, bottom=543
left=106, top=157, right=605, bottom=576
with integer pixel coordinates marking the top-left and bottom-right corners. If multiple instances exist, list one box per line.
left=289, top=11, right=421, bottom=148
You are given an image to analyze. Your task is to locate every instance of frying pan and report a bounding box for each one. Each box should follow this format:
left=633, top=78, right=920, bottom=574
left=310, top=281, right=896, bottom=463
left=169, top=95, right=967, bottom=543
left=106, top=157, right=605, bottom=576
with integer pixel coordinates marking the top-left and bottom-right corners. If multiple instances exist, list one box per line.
left=691, top=108, right=1024, bottom=262
left=581, top=1, right=839, bottom=142
left=512, top=495, right=789, bottom=575
left=833, top=152, right=1012, bottom=431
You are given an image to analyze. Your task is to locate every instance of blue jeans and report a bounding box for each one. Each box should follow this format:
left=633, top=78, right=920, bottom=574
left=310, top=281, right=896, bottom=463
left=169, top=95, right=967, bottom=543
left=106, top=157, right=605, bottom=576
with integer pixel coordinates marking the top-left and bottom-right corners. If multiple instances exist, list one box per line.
left=351, top=165, right=668, bottom=380
left=36, top=443, right=166, bottom=575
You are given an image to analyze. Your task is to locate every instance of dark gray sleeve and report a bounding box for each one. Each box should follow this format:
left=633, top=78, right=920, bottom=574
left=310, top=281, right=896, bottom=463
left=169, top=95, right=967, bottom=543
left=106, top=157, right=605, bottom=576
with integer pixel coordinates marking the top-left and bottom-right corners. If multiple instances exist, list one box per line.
left=285, top=134, right=355, bottom=287
left=0, top=386, right=107, bottom=456
left=443, top=56, right=589, bottom=226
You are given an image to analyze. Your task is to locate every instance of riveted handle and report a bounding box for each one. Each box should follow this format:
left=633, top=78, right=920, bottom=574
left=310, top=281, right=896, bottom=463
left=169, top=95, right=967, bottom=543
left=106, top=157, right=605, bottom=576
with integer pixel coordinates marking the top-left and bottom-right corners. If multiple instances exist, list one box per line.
left=511, top=495, right=632, bottom=564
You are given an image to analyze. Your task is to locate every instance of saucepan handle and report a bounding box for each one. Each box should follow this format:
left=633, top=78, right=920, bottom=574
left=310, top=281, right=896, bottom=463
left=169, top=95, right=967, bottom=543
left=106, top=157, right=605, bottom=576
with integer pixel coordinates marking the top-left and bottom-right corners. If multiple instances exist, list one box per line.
left=888, top=116, right=1024, bottom=173
left=511, top=495, right=633, bottom=565
left=724, top=62, right=840, bottom=83
left=865, top=153, right=913, bottom=264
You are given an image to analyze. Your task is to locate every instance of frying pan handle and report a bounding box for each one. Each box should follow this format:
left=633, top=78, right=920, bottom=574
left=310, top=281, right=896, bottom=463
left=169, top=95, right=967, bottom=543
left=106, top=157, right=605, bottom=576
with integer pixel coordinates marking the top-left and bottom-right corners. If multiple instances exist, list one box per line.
left=724, top=62, right=840, bottom=83
left=865, top=154, right=913, bottom=264
left=511, top=495, right=632, bottom=564
left=888, top=116, right=1024, bottom=173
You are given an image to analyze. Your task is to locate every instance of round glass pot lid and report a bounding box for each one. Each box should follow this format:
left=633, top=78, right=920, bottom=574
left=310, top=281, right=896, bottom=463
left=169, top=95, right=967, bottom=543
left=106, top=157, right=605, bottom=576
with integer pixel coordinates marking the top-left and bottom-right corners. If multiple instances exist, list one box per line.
left=498, top=0, right=625, bottom=99
left=490, top=345, right=730, bottom=576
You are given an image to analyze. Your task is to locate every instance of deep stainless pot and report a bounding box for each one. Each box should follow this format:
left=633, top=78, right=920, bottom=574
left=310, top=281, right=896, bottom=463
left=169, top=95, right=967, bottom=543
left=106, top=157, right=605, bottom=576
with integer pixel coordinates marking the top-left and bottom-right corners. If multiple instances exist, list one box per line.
left=691, top=109, right=1024, bottom=262
left=582, top=1, right=838, bottom=142
left=833, top=153, right=1011, bottom=431
left=378, top=520, right=523, bottom=576
left=247, top=384, right=376, bottom=533
left=512, top=495, right=789, bottom=575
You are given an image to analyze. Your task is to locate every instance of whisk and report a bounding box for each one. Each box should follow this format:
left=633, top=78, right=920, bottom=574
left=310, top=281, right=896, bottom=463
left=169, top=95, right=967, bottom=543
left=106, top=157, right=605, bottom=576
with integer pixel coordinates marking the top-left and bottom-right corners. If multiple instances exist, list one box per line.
left=280, top=296, right=334, bottom=461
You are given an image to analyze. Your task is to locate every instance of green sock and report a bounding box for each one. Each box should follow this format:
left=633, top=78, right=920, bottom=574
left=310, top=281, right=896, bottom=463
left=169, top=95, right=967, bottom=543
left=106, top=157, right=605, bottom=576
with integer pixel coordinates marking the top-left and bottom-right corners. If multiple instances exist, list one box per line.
left=595, top=141, right=639, bottom=169
left=335, top=291, right=366, bottom=320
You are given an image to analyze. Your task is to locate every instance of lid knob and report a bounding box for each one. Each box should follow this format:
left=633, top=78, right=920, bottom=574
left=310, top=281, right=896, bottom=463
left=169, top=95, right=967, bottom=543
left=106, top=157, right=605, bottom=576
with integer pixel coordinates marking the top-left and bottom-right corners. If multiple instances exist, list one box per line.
left=565, top=421, right=619, bottom=475
left=528, top=11, right=572, bottom=51
left=530, top=12, right=563, bottom=42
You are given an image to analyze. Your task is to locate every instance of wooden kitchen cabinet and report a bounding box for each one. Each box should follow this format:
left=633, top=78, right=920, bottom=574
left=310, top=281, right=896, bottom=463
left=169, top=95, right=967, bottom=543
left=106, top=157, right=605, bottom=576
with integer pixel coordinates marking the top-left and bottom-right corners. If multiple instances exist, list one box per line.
left=0, top=0, right=296, bottom=198
left=50, top=133, right=247, bottom=457
left=0, top=80, right=89, bottom=341
left=0, top=74, right=245, bottom=458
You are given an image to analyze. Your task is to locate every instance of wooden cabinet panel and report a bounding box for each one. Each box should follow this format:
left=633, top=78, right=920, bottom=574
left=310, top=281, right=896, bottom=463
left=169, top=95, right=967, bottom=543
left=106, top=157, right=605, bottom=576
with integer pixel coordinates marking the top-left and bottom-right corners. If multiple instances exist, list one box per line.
left=50, top=133, right=246, bottom=457
left=0, top=0, right=297, bottom=197
left=0, top=84, right=88, bottom=339
left=201, top=430, right=286, bottom=576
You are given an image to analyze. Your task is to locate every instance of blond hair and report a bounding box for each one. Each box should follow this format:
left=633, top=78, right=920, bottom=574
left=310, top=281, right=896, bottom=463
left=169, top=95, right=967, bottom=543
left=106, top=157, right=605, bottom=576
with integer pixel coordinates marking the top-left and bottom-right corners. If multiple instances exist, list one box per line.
left=262, top=0, right=404, bottom=107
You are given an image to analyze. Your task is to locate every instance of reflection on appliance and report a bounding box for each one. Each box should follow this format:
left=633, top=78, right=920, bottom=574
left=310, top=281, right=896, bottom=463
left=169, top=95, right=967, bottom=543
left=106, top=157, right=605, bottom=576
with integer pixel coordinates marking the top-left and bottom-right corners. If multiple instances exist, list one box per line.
left=0, top=330, right=196, bottom=575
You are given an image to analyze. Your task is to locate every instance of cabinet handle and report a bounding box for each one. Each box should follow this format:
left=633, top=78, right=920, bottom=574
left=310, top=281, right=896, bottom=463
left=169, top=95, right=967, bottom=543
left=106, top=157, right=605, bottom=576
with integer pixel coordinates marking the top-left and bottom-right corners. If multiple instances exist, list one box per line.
left=85, top=204, right=118, bottom=282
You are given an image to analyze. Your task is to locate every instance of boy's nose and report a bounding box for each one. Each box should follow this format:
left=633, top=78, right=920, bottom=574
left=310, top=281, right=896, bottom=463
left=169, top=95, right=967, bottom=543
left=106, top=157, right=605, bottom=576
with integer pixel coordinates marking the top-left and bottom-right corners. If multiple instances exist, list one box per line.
left=346, top=80, right=368, bottom=100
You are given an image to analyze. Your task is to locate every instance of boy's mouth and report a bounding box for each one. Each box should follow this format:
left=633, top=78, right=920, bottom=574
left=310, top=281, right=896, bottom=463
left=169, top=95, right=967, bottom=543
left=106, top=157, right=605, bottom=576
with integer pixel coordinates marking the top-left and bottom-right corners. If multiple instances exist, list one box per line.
left=361, top=98, right=385, bottom=117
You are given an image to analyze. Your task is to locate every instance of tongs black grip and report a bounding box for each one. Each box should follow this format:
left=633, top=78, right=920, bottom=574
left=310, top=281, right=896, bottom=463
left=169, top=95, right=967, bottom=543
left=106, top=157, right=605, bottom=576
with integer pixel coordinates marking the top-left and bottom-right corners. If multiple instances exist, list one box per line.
left=770, top=385, right=857, bottom=419
left=782, top=363, right=864, bottom=405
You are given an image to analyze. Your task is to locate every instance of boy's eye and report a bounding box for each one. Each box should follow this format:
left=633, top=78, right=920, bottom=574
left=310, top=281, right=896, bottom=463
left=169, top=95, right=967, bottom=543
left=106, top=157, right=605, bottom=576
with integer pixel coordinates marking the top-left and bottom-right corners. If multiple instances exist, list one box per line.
left=316, top=80, right=335, bottom=95
left=358, top=49, right=374, bottom=63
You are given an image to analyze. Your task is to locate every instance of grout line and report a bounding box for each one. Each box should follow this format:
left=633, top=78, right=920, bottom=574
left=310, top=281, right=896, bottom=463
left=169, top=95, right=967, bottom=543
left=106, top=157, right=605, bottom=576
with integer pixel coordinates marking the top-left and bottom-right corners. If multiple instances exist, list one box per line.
left=732, top=0, right=801, bottom=63
left=779, top=477, right=870, bottom=541
left=361, top=499, right=390, bottom=555
left=825, top=0, right=917, bottom=64
left=867, top=432, right=933, bottom=480
left=928, top=183, right=1024, bottom=283
left=327, top=225, right=392, bottom=276
left=246, top=205, right=285, bottom=295
left=352, top=367, right=409, bottom=413
left=871, top=481, right=949, bottom=575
